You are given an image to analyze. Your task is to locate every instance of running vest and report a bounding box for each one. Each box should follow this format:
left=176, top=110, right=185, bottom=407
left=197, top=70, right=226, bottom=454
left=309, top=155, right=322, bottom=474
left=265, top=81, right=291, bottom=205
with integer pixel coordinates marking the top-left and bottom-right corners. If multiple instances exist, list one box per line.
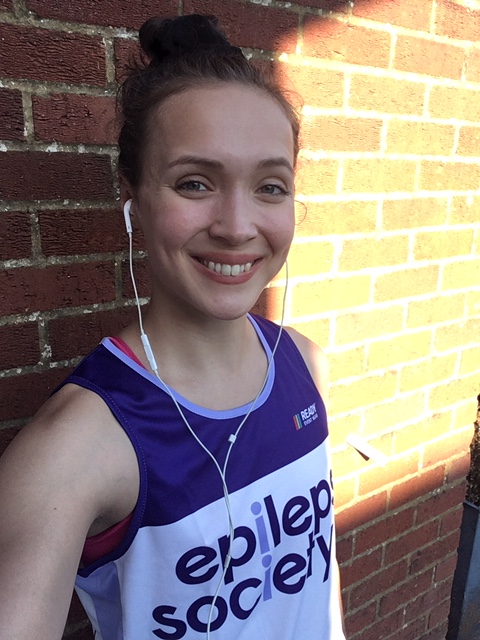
left=57, top=315, right=344, bottom=639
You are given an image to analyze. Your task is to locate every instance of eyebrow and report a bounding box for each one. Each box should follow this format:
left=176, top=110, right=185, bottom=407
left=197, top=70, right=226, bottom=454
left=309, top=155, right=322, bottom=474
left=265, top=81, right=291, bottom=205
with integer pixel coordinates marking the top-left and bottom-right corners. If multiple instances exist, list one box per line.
left=167, top=155, right=294, bottom=174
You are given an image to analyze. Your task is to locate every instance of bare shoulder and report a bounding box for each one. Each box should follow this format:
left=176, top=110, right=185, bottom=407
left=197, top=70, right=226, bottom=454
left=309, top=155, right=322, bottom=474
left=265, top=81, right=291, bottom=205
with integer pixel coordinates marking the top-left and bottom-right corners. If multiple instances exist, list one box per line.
left=1, top=382, right=138, bottom=527
left=284, top=326, right=329, bottom=407
left=0, top=383, right=138, bottom=638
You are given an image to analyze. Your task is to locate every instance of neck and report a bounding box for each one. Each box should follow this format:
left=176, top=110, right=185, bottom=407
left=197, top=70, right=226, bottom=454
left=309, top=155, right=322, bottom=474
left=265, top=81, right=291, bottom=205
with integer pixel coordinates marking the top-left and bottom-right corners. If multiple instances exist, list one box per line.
left=120, top=300, right=268, bottom=410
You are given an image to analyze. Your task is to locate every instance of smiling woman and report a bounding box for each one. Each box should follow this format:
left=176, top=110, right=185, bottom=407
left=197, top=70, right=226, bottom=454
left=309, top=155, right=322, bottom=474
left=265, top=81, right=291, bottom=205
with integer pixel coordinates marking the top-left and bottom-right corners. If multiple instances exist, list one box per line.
left=0, top=13, right=345, bottom=640
left=127, top=84, right=295, bottom=326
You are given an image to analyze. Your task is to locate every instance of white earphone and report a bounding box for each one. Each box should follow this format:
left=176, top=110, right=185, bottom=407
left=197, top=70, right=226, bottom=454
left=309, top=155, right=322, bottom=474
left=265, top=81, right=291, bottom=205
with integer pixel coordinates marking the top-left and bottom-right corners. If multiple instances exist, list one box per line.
left=123, top=199, right=133, bottom=234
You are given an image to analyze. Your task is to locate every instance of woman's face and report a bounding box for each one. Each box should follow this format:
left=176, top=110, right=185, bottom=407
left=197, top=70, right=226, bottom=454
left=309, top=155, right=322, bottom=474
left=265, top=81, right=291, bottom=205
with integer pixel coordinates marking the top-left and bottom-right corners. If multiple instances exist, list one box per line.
left=128, top=83, right=296, bottom=322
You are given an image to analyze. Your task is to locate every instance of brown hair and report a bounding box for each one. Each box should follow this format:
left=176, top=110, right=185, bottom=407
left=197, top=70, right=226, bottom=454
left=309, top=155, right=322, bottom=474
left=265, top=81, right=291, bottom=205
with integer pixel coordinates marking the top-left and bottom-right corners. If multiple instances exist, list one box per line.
left=118, top=14, right=300, bottom=189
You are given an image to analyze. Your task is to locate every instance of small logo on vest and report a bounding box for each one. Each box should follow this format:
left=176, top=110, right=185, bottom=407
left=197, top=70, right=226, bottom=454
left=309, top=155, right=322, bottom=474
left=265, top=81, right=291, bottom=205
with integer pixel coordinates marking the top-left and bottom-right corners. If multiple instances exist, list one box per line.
left=293, top=402, right=318, bottom=430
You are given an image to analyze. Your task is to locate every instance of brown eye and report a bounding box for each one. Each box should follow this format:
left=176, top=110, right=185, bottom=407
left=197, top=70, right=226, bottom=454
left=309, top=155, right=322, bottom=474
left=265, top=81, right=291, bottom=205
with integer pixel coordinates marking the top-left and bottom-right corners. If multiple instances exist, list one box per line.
left=177, top=180, right=208, bottom=192
left=259, top=184, right=290, bottom=197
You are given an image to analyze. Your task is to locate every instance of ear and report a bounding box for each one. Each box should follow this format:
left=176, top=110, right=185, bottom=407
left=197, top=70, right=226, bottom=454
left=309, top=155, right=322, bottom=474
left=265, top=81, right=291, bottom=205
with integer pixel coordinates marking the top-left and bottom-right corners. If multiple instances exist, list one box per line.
left=119, top=176, right=143, bottom=232
left=120, top=174, right=134, bottom=210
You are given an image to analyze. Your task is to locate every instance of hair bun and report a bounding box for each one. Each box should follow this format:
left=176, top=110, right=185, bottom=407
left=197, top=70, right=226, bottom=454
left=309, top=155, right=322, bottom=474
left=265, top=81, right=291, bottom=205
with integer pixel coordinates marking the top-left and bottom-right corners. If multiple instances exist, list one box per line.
left=139, top=14, right=242, bottom=64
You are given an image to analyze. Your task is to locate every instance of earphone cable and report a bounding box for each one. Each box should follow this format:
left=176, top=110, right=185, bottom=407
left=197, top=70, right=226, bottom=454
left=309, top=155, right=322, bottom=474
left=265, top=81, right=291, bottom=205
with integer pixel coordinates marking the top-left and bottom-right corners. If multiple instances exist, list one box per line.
left=126, top=219, right=289, bottom=638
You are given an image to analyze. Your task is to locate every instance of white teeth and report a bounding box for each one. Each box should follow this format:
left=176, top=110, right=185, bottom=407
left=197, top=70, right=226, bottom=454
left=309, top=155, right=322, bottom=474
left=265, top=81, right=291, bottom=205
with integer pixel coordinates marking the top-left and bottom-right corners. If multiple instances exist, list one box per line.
left=202, top=260, right=254, bottom=276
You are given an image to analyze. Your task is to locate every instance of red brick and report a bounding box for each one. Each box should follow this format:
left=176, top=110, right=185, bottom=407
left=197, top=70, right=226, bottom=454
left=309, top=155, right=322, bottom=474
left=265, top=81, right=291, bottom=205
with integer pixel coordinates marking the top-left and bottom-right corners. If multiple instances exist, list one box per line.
left=0, top=367, right=72, bottom=422
left=419, top=625, right=448, bottom=640
left=344, top=602, right=377, bottom=637
left=423, top=431, right=472, bottom=470
left=296, top=200, right=376, bottom=237
left=343, top=158, right=417, bottom=194
left=333, top=476, right=355, bottom=508
left=353, top=0, right=432, bottom=31
left=376, top=609, right=411, bottom=639
left=184, top=0, right=298, bottom=53
left=355, top=506, right=415, bottom=555
left=49, top=308, right=137, bottom=361
left=358, top=452, right=420, bottom=496
left=303, top=16, right=391, bottom=68
left=0, top=152, right=113, bottom=201
left=121, top=257, right=151, bottom=300
left=274, top=63, right=344, bottom=110
left=391, top=616, right=428, bottom=640
left=302, top=116, right=382, bottom=153
left=336, top=492, right=388, bottom=538
left=288, top=0, right=349, bottom=10
left=0, top=25, right=106, bottom=86
left=384, top=520, right=439, bottom=565
left=0, top=324, right=40, bottom=370
left=350, top=560, right=408, bottom=609
left=390, top=466, right=445, bottom=511
left=33, top=94, right=117, bottom=145
left=434, top=553, right=457, bottom=583
left=435, top=1, right=480, bottom=40
left=416, top=483, right=466, bottom=525
left=447, top=456, right=469, bottom=483
left=0, top=426, right=21, bottom=457
left=383, top=197, right=448, bottom=230
left=0, top=262, right=116, bottom=315
left=0, top=89, right=24, bottom=140
left=420, top=160, right=480, bottom=192
left=394, top=36, right=464, bottom=80
left=0, top=211, right=32, bottom=261
left=337, top=534, right=354, bottom=565
left=294, top=158, right=339, bottom=197
left=387, top=121, right=455, bottom=155
left=406, top=577, right=452, bottom=625
left=465, top=47, right=480, bottom=83
left=341, top=547, right=383, bottom=589
left=349, top=74, right=425, bottom=116
left=25, top=0, right=177, bottom=29
left=457, top=125, right=480, bottom=156
left=394, top=413, right=451, bottom=456
left=410, top=531, right=458, bottom=574
left=39, top=208, right=141, bottom=257
left=114, top=38, right=143, bottom=84
left=428, top=601, right=451, bottom=633
left=379, top=568, right=433, bottom=616
left=439, top=506, right=462, bottom=538
left=430, top=85, right=480, bottom=121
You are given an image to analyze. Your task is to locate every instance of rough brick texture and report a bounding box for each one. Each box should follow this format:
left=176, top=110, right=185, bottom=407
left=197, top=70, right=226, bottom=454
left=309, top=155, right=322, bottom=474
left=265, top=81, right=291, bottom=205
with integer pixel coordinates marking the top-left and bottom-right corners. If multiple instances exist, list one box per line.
left=0, top=25, right=107, bottom=85
left=0, top=152, right=113, bottom=200
left=0, top=89, right=24, bottom=140
left=0, top=211, right=32, bottom=261
left=33, top=94, right=117, bottom=145
left=0, top=2, right=479, bottom=640
left=26, top=0, right=178, bottom=29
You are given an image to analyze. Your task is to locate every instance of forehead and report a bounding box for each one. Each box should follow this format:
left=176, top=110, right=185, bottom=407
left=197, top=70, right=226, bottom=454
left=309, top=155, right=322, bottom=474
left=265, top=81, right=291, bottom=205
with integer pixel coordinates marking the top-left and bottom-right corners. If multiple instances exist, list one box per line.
left=145, top=84, right=295, bottom=169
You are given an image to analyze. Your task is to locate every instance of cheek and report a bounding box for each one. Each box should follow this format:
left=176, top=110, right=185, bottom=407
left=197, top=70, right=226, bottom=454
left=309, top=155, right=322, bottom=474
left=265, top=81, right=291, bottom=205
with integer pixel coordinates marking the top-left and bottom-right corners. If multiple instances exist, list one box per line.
left=271, top=210, right=296, bottom=252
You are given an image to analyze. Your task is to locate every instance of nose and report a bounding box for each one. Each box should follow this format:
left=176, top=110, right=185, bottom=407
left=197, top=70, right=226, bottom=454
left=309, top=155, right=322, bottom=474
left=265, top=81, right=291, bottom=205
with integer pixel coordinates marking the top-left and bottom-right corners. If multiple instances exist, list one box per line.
left=208, top=190, right=258, bottom=245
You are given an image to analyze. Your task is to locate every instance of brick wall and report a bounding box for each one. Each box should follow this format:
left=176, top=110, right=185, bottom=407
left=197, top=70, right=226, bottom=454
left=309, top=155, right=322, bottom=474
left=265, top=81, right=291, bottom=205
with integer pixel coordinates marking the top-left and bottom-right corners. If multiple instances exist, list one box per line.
left=1, top=1, right=479, bottom=639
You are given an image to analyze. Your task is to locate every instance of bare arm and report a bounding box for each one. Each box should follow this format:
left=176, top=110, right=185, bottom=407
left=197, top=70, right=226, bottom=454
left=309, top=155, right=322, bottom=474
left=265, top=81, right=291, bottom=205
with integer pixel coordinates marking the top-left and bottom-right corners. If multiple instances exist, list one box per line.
left=0, top=385, right=138, bottom=640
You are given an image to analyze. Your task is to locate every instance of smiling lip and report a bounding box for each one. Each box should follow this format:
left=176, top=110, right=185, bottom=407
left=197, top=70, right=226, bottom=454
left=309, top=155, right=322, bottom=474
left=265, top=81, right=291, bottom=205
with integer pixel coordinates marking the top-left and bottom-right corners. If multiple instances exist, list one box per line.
left=201, top=259, right=254, bottom=277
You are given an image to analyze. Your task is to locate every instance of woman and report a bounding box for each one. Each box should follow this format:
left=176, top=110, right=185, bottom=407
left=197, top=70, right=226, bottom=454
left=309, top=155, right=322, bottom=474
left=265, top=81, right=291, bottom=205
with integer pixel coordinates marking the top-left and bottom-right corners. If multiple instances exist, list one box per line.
left=0, top=14, right=346, bottom=640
